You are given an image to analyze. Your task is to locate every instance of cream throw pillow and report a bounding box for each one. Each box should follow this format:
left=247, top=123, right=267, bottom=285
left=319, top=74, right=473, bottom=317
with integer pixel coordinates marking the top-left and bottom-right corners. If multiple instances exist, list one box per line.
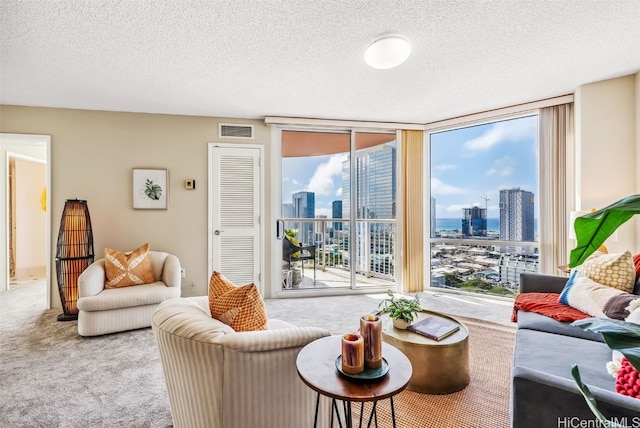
left=104, top=243, right=155, bottom=288
left=580, top=250, right=636, bottom=293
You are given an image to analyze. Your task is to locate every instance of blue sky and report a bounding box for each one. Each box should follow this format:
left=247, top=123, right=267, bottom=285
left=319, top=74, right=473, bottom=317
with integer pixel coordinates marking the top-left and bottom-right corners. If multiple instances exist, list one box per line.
left=430, top=114, right=538, bottom=219
left=282, top=114, right=538, bottom=219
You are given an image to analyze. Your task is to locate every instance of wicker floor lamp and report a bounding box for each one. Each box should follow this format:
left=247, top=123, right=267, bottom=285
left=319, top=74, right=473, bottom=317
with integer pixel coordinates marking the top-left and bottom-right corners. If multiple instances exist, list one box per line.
left=55, top=199, right=94, bottom=321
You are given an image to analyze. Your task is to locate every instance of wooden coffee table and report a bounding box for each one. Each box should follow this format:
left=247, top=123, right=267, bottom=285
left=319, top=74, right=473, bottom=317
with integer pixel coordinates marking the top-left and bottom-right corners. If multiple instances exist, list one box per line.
left=382, top=310, right=470, bottom=394
left=296, top=335, right=412, bottom=428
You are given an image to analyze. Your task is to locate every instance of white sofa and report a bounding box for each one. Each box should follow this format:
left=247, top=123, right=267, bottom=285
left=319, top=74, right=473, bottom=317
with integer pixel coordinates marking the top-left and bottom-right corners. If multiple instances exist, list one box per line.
left=77, top=251, right=181, bottom=336
left=152, top=296, right=332, bottom=428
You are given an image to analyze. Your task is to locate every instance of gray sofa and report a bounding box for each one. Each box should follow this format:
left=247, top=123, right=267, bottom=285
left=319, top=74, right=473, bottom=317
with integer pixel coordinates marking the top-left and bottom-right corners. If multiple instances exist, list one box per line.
left=511, top=273, right=640, bottom=427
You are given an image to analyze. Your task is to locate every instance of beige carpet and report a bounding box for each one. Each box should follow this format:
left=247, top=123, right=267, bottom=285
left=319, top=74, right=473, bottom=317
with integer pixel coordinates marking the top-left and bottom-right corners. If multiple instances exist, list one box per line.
left=355, top=317, right=516, bottom=428
left=1, top=281, right=515, bottom=427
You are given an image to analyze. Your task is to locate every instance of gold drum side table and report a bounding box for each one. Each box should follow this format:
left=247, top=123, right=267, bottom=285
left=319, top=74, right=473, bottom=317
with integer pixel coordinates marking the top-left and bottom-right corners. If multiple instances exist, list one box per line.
left=382, top=310, right=470, bottom=394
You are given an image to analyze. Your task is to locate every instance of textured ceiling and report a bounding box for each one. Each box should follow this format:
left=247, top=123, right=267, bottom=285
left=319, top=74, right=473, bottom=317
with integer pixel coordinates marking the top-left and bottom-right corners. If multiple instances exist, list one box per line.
left=1, top=0, right=639, bottom=124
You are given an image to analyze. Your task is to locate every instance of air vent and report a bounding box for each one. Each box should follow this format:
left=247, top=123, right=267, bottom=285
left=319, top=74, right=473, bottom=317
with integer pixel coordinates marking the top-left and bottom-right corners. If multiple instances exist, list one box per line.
left=219, top=123, right=254, bottom=139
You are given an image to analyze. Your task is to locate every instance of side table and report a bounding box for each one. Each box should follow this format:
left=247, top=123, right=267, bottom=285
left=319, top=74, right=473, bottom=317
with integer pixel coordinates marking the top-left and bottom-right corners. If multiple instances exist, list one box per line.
left=296, top=335, right=412, bottom=428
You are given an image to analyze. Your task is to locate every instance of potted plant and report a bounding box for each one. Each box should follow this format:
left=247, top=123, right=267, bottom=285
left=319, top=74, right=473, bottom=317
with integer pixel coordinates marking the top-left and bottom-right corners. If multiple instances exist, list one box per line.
left=376, top=290, right=422, bottom=329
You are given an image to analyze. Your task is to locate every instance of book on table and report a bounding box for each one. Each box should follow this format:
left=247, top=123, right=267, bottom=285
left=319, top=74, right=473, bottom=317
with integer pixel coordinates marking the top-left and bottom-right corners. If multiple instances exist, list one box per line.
left=407, top=316, right=460, bottom=340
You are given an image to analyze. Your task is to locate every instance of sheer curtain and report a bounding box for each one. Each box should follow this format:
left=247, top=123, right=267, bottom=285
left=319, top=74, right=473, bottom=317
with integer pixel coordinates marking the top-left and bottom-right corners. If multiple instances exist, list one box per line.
left=401, top=130, right=424, bottom=292
left=538, top=103, right=574, bottom=274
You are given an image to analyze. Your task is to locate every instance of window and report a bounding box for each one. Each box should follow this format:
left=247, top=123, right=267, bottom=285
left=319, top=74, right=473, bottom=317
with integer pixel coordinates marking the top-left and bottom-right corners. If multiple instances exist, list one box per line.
left=428, top=115, right=539, bottom=296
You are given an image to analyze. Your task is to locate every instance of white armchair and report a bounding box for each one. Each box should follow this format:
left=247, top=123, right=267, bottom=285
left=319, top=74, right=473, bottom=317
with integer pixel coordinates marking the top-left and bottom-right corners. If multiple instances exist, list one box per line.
left=152, top=296, right=332, bottom=428
left=77, top=251, right=181, bottom=336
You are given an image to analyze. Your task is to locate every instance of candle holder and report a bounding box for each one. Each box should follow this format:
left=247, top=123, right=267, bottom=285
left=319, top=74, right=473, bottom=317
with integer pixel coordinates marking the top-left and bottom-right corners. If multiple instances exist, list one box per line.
left=361, top=315, right=383, bottom=369
left=341, top=333, right=364, bottom=375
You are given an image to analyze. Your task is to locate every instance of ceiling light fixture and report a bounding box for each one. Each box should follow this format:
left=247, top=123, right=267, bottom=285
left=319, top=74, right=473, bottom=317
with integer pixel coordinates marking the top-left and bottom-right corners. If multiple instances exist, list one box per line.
left=364, top=36, right=411, bottom=69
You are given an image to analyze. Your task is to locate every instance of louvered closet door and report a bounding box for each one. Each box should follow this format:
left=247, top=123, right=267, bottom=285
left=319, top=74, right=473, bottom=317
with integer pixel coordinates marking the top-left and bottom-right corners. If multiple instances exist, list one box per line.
left=209, top=145, right=261, bottom=289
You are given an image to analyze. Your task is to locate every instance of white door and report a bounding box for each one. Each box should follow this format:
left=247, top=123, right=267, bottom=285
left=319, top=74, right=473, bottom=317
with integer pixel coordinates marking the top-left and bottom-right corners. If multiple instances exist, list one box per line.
left=208, top=144, right=262, bottom=290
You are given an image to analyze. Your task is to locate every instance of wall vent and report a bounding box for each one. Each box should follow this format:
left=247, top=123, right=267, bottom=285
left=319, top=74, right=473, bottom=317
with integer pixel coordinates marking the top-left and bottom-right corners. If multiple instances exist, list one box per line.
left=219, top=123, right=254, bottom=139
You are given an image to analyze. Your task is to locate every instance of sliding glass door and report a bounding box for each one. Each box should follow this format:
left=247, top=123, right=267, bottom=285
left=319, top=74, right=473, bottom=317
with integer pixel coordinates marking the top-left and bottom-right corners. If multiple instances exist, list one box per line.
left=278, top=128, right=397, bottom=292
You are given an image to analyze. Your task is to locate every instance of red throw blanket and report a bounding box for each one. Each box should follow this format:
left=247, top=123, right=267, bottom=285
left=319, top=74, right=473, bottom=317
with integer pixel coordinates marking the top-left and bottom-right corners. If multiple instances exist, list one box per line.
left=511, top=292, right=591, bottom=323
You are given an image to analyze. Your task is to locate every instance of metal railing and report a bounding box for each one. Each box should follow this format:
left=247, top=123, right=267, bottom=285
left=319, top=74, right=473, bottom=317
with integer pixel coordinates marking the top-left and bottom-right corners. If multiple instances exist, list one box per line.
left=281, top=218, right=396, bottom=281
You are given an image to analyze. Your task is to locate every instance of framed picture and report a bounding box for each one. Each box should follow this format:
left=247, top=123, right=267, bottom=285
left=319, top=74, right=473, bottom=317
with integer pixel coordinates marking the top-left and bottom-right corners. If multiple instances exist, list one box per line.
left=132, top=168, right=168, bottom=210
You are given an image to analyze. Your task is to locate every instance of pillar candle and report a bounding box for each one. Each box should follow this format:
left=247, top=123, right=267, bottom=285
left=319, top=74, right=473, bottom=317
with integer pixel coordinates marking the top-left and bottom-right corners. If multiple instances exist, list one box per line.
left=341, top=333, right=364, bottom=375
left=360, top=315, right=382, bottom=369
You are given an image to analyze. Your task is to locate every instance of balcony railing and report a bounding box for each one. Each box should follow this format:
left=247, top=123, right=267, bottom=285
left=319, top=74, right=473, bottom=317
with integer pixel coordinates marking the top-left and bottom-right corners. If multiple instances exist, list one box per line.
left=281, top=218, right=396, bottom=283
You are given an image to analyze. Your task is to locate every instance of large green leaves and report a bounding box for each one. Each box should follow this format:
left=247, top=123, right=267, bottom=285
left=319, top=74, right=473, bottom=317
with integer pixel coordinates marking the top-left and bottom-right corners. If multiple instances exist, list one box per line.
left=569, top=194, right=640, bottom=268
left=571, top=364, right=625, bottom=428
left=572, top=317, right=640, bottom=371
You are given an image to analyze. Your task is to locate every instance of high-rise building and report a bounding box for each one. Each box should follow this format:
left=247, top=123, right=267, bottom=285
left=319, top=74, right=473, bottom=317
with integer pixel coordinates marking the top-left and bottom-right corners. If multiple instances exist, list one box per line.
left=292, top=191, right=315, bottom=244
left=341, top=144, right=396, bottom=273
left=332, top=200, right=343, bottom=230
left=342, top=144, right=396, bottom=220
left=462, top=206, right=487, bottom=237
left=499, top=188, right=535, bottom=242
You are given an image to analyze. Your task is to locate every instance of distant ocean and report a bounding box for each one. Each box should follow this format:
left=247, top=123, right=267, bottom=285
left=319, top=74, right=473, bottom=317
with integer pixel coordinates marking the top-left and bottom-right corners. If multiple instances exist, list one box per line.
left=436, top=218, right=539, bottom=234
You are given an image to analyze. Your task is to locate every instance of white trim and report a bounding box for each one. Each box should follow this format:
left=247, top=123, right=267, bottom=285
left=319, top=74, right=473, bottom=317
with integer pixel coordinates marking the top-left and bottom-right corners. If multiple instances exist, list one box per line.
left=265, top=116, right=424, bottom=131
left=424, top=94, right=574, bottom=132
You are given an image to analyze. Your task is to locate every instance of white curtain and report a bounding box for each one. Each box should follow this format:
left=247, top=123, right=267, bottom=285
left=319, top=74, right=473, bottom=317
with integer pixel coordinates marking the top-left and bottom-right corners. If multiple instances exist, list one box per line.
left=538, top=103, right=574, bottom=274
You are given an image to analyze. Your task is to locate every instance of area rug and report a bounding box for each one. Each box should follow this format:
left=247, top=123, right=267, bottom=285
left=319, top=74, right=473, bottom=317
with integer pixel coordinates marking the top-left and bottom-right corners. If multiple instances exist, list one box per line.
left=0, top=281, right=514, bottom=427
left=356, top=317, right=516, bottom=427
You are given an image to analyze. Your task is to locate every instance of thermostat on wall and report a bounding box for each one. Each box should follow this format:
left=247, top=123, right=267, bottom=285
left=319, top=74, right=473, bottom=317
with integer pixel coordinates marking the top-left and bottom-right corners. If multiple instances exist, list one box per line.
left=185, top=179, right=196, bottom=190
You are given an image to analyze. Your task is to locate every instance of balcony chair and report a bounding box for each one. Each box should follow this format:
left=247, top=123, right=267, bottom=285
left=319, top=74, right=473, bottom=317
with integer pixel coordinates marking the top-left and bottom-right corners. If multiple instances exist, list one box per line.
left=282, top=236, right=316, bottom=285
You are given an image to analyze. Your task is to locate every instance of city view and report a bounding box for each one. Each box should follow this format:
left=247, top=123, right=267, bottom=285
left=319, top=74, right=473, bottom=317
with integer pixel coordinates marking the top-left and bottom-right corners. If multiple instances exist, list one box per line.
left=281, top=115, right=539, bottom=295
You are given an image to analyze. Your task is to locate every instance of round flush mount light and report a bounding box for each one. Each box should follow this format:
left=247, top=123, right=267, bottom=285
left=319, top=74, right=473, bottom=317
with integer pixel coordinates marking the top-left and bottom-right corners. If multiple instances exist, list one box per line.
left=364, top=36, right=411, bottom=69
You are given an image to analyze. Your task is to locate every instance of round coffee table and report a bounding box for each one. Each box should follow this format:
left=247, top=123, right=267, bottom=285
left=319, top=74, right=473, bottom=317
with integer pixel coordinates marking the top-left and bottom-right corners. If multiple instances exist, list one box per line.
left=382, top=310, right=469, bottom=394
left=296, top=335, right=412, bottom=428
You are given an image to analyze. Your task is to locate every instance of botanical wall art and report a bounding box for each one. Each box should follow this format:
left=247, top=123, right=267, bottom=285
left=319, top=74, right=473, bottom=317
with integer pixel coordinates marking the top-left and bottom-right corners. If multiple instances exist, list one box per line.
left=132, top=168, right=168, bottom=210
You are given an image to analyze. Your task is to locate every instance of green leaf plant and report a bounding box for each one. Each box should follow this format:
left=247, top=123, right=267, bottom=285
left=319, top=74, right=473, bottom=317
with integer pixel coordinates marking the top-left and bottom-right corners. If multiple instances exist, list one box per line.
left=376, top=290, right=422, bottom=323
left=570, top=318, right=640, bottom=427
left=569, top=194, right=640, bottom=268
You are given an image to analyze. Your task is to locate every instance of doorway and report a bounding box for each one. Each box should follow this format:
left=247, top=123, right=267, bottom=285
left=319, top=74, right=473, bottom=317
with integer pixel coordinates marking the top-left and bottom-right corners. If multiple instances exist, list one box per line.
left=0, top=133, right=51, bottom=308
left=276, top=128, right=399, bottom=293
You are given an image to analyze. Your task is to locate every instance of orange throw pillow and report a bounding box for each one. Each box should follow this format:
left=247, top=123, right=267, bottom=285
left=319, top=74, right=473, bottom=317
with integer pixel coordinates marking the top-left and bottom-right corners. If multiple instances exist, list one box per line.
left=208, top=271, right=236, bottom=302
left=104, top=243, right=155, bottom=288
left=208, top=272, right=267, bottom=332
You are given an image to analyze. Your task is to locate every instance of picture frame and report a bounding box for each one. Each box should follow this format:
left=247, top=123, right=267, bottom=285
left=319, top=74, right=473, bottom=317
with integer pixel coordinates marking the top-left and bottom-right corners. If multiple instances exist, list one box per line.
left=132, top=168, right=168, bottom=210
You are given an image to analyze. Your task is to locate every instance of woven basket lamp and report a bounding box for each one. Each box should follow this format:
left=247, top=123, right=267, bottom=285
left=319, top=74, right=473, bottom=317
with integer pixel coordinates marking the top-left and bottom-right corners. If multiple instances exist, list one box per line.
left=55, top=199, right=94, bottom=321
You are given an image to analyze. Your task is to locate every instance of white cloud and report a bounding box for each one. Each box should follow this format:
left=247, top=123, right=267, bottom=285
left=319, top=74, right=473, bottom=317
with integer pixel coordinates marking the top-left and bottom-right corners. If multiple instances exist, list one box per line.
left=336, top=187, right=342, bottom=197
left=431, top=177, right=465, bottom=195
left=486, top=155, right=516, bottom=177
left=307, top=153, right=348, bottom=196
left=462, top=119, right=536, bottom=153
left=445, top=204, right=469, bottom=214
left=433, top=164, right=457, bottom=173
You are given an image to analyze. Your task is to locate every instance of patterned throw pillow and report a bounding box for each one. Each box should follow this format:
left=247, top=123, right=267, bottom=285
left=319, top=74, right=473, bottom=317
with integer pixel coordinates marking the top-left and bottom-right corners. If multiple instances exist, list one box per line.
left=208, top=271, right=267, bottom=332
left=558, top=270, right=639, bottom=320
left=580, top=250, right=636, bottom=293
left=104, top=243, right=155, bottom=288
left=208, top=271, right=236, bottom=301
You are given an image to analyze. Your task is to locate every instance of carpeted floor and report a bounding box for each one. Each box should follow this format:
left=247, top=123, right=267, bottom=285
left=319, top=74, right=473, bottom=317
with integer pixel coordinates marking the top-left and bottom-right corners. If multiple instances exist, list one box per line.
left=0, top=280, right=515, bottom=427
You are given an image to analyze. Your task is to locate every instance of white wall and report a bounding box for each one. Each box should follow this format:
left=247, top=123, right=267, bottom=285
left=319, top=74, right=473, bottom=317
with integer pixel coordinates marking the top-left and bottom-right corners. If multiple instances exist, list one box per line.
left=14, top=158, right=46, bottom=275
left=574, top=73, right=638, bottom=253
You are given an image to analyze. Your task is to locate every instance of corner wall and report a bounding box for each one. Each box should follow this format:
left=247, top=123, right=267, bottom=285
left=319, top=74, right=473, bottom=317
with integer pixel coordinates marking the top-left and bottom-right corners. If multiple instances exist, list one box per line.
left=574, top=73, right=638, bottom=253
left=0, top=106, right=272, bottom=308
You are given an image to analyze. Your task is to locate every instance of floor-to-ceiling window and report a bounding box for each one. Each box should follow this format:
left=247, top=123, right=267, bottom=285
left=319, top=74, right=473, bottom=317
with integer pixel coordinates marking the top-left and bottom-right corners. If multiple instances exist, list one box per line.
left=428, top=114, right=539, bottom=296
left=278, top=128, right=398, bottom=292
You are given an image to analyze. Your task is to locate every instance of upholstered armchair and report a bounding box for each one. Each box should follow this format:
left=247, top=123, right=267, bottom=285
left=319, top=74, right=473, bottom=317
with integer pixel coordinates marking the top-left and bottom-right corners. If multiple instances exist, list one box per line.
left=77, top=251, right=181, bottom=336
left=152, top=296, right=332, bottom=428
